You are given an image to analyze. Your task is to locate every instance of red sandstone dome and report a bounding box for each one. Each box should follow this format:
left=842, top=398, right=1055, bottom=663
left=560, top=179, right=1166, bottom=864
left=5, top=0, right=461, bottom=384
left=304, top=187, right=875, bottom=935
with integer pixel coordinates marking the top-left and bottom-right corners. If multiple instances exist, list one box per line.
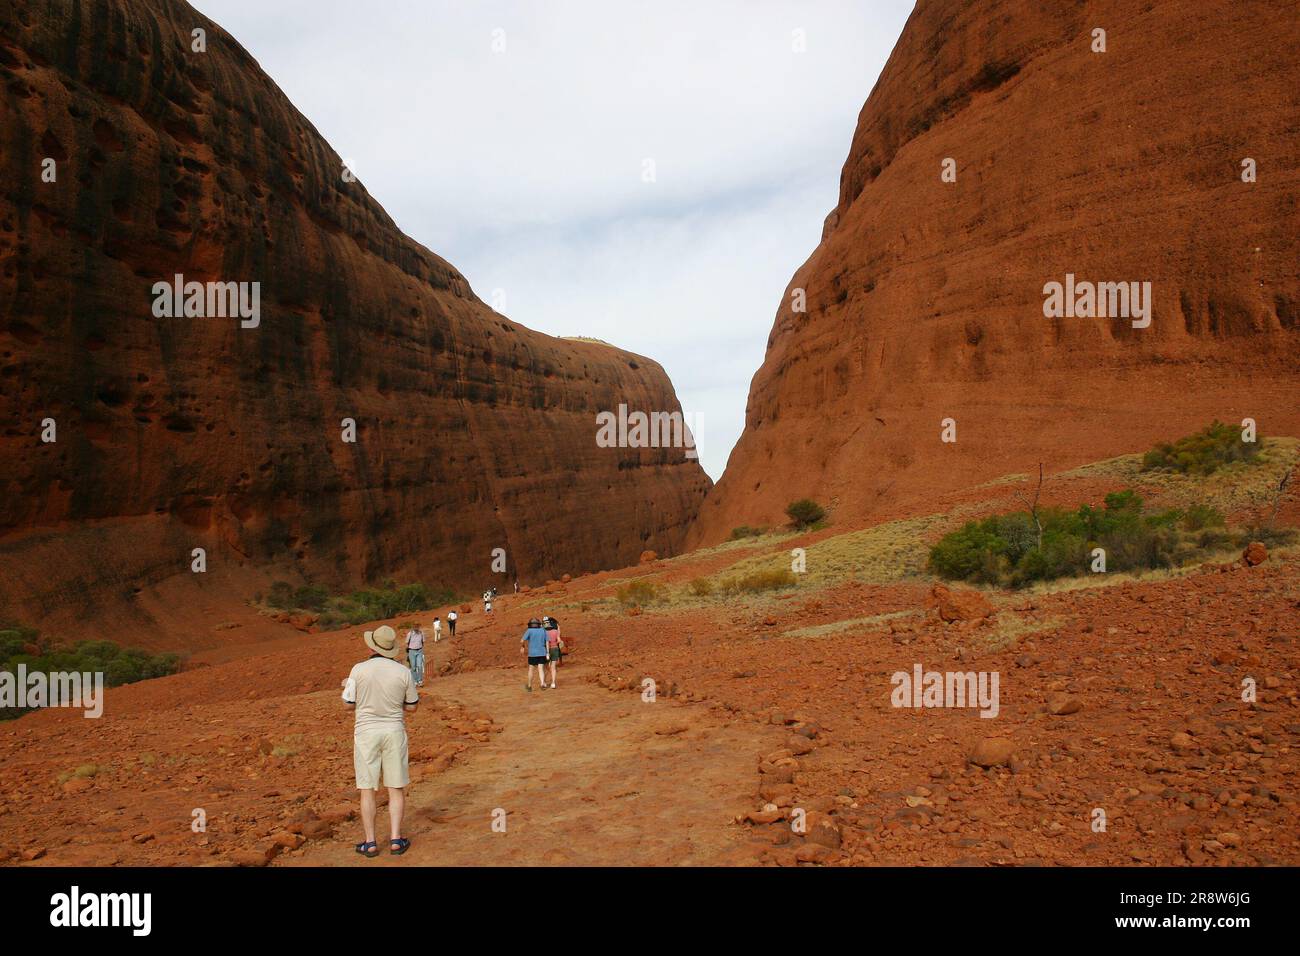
left=0, top=0, right=710, bottom=643
left=690, top=0, right=1300, bottom=545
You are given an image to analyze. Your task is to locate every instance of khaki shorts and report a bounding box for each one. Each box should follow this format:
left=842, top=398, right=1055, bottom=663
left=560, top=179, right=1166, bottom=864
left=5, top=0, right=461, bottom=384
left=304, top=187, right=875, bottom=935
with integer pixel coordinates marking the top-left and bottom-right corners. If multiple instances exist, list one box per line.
left=353, top=725, right=409, bottom=790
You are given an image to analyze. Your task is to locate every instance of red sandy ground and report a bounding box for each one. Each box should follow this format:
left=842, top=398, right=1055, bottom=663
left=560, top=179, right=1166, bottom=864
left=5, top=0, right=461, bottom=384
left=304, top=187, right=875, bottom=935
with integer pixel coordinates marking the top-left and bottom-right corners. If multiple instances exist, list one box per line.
left=1, top=474, right=1297, bottom=867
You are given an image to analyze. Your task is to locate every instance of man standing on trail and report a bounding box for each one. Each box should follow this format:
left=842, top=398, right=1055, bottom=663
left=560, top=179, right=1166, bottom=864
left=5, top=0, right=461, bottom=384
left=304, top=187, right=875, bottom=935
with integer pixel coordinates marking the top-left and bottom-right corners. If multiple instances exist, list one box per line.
left=521, top=617, right=549, bottom=691
left=432, top=616, right=442, bottom=643
left=484, top=590, right=493, bottom=614
left=447, top=609, right=457, bottom=638
left=405, top=623, right=425, bottom=686
left=340, top=624, right=418, bottom=858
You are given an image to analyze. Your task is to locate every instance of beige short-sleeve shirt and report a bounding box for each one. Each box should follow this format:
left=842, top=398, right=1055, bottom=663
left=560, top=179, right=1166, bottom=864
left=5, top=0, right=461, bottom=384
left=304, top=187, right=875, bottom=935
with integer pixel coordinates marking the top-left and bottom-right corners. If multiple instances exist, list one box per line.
left=347, top=656, right=418, bottom=731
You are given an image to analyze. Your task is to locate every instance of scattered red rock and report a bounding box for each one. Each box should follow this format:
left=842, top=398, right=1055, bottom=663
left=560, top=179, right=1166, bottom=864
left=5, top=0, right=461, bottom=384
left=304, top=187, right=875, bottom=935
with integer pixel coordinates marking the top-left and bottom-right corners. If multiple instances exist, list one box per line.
left=929, top=585, right=995, bottom=623
left=969, top=738, right=1015, bottom=768
left=1045, top=692, right=1083, bottom=716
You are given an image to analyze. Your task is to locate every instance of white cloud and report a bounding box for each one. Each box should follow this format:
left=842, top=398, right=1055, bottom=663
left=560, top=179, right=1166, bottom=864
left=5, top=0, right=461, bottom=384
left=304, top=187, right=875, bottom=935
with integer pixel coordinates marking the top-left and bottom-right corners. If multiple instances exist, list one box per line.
left=192, top=0, right=911, bottom=478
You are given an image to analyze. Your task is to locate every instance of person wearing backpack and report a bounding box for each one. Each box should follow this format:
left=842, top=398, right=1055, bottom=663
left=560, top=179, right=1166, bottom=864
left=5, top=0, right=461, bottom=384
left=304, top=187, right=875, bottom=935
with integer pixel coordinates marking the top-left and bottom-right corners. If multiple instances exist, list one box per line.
left=447, top=609, right=457, bottom=638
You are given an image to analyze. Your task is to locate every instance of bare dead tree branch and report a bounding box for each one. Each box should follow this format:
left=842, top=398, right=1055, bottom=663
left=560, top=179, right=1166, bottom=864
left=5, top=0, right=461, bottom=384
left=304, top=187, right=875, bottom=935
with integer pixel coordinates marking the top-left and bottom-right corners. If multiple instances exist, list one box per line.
left=1266, top=468, right=1293, bottom=530
left=1012, top=462, right=1045, bottom=550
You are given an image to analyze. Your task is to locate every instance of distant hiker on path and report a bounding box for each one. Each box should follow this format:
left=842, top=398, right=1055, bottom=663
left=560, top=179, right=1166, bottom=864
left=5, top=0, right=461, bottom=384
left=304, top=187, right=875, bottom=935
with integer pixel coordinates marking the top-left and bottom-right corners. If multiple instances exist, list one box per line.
left=513, top=580, right=519, bottom=594
left=432, top=616, right=442, bottom=643
left=405, top=624, right=425, bottom=687
left=522, top=618, right=550, bottom=691
left=447, top=610, right=457, bottom=637
left=483, top=590, right=493, bottom=614
left=340, top=625, right=418, bottom=858
left=544, top=616, right=564, bottom=689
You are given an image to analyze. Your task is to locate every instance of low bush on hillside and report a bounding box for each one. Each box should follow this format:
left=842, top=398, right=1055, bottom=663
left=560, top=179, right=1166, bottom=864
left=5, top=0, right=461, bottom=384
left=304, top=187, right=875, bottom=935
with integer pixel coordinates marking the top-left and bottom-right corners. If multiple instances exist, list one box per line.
left=688, top=577, right=713, bottom=596
left=267, top=582, right=330, bottom=612
left=718, top=567, right=798, bottom=594
left=1, top=626, right=181, bottom=720
left=928, top=490, right=1243, bottom=588
left=1235, top=523, right=1299, bottom=550
left=259, top=581, right=456, bottom=629
left=1141, top=421, right=1262, bottom=476
left=729, top=525, right=767, bottom=540
left=785, top=499, right=826, bottom=530
left=616, top=580, right=660, bottom=608
left=318, top=582, right=455, bottom=628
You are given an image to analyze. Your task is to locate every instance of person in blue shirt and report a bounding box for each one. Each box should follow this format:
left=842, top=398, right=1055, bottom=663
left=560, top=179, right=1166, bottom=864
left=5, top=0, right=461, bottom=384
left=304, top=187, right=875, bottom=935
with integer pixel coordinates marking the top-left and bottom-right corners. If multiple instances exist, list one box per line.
left=520, top=618, right=550, bottom=692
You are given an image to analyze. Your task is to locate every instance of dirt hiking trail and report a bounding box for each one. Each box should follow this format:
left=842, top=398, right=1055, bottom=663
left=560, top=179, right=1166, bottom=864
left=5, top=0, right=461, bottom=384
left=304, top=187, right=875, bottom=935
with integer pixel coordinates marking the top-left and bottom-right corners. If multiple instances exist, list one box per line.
left=286, top=639, right=772, bottom=866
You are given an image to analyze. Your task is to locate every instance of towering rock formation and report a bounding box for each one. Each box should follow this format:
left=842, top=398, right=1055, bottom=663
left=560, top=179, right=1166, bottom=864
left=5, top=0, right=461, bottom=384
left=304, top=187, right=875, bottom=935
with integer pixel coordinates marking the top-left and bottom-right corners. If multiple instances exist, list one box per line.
left=691, top=0, right=1300, bottom=545
left=0, top=0, right=709, bottom=642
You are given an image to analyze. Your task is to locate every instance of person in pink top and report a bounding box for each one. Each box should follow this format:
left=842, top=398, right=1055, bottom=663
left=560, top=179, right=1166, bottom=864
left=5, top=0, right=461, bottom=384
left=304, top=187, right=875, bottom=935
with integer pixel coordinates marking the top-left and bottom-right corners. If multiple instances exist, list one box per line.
left=544, top=616, right=564, bottom=689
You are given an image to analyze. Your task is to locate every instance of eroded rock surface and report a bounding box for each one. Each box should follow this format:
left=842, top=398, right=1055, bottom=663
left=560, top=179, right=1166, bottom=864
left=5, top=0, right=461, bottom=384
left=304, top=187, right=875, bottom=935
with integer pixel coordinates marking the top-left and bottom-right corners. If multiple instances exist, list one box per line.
left=0, top=0, right=709, bottom=644
left=692, top=0, right=1299, bottom=543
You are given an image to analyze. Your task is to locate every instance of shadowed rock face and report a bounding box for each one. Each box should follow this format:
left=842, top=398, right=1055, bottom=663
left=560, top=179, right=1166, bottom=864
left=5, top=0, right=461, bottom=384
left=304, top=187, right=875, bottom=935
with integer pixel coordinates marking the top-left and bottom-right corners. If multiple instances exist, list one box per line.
left=0, top=0, right=709, bottom=642
left=690, top=0, right=1300, bottom=546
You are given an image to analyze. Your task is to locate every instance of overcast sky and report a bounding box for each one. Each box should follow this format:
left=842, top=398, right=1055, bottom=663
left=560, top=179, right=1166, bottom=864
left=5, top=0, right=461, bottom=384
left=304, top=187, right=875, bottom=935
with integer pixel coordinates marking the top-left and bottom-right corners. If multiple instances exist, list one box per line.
left=191, top=0, right=912, bottom=479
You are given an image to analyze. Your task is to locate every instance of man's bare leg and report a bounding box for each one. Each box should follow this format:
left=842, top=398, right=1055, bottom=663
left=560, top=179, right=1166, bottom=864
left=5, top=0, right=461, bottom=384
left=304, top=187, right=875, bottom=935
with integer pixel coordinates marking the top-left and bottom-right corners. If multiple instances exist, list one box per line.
left=548, top=659, right=557, bottom=688
left=360, top=788, right=378, bottom=844
left=387, top=787, right=406, bottom=841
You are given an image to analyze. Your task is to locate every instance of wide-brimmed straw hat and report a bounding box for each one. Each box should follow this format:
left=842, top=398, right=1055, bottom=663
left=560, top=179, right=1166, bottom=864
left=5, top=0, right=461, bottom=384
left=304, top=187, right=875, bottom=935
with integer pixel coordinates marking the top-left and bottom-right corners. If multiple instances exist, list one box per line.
left=364, top=624, right=399, bottom=658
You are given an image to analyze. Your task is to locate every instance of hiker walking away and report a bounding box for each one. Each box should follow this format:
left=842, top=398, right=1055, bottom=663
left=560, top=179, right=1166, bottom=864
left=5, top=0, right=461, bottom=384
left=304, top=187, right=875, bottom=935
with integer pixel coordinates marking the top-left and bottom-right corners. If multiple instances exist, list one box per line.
left=447, top=609, right=457, bottom=638
left=484, top=590, right=493, bottom=614
left=544, top=617, right=564, bottom=689
left=340, top=625, right=418, bottom=858
left=547, top=615, right=565, bottom=664
left=513, top=579, right=519, bottom=595
left=405, top=624, right=426, bottom=686
left=521, top=618, right=550, bottom=691
left=432, top=616, right=442, bottom=644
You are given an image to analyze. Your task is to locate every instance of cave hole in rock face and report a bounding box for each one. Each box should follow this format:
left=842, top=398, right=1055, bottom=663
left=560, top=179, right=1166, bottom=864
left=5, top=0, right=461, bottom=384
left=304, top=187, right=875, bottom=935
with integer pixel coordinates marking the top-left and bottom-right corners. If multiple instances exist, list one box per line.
left=97, top=385, right=129, bottom=407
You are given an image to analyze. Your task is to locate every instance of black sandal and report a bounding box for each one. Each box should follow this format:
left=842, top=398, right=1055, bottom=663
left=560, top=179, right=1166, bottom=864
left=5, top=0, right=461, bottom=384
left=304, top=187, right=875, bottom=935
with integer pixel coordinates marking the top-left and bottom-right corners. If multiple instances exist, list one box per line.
left=390, top=837, right=411, bottom=856
left=355, top=840, right=379, bottom=858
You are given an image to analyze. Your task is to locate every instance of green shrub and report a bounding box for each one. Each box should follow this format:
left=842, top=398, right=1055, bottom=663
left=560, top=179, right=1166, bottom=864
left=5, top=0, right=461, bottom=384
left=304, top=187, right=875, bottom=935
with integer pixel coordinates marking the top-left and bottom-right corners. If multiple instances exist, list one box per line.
left=729, top=525, right=766, bottom=540
left=928, top=521, right=1010, bottom=583
left=1182, top=504, right=1225, bottom=532
left=785, top=499, right=826, bottom=530
left=75, top=640, right=121, bottom=663
left=0, top=624, right=39, bottom=664
left=0, top=633, right=27, bottom=660
left=720, top=568, right=798, bottom=594
left=267, top=580, right=295, bottom=610
left=2, top=628, right=183, bottom=720
left=276, top=581, right=456, bottom=629
left=929, top=489, right=1239, bottom=588
left=1140, top=421, right=1262, bottom=476
left=616, top=580, right=659, bottom=607
left=292, top=585, right=330, bottom=611
left=1235, top=524, right=1299, bottom=549
left=688, top=577, right=713, bottom=596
